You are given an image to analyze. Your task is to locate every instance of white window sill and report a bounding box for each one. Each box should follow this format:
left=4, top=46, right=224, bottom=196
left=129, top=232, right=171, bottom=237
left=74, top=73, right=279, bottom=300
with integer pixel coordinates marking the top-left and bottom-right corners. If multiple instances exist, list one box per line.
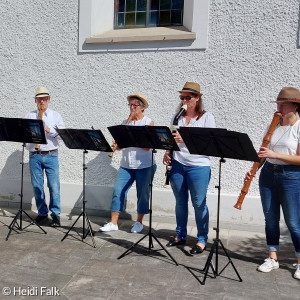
left=85, top=26, right=196, bottom=44
left=79, top=0, right=209, bottom=52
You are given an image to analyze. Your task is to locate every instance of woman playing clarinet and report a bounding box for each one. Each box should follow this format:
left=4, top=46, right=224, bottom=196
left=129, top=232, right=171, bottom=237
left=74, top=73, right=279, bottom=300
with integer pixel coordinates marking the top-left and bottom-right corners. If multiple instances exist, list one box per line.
left=163, top=82, right=216, bottom=254
left=100, top=92, right=156, bottom=233
left=245, top=87, right=300, bottom=279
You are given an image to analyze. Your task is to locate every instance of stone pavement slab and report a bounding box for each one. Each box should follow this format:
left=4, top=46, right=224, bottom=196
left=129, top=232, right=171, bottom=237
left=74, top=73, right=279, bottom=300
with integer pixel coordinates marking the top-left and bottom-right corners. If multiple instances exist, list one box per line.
left=0, top=211, right=299, bottom=299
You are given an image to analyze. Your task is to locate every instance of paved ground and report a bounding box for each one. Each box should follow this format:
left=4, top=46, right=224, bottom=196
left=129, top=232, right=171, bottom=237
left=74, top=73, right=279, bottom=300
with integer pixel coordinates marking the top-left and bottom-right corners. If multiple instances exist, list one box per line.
left=0, top=209, right=299, bottom=300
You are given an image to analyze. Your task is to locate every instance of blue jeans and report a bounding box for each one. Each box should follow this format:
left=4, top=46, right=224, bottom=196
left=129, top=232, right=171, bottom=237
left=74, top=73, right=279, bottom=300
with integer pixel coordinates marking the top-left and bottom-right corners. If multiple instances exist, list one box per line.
left=259, top=161, right=300, bottom=257
left=29, top=151, right=61, bottom=216
left=170, top=160, right=211, bottom=245
left=111, top=165, right=157, bottom=214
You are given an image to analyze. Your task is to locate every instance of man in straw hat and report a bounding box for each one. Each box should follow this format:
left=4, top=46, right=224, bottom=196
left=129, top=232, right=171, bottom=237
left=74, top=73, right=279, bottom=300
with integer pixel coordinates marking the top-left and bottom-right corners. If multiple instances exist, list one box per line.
left=25, top=87, right=65, bottom=227
left=245, top=86, right=300, bottom=280
left=100, top=92, right=156, bottom=233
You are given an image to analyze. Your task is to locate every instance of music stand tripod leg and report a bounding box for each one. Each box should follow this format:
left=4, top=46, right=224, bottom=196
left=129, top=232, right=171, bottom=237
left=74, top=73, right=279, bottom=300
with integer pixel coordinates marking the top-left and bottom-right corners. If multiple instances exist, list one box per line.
left=6, top=210, right=21, bottom=240
left=218, top=239, right=243, bottom=282
left=61, top=213, right=97, bottom=248
left=61, top=214, right=96, bottom=248
left=151, top=234, right=178, bottom=266
left=148, top=226, right=154, bottom=250
left=6, top=209, right=47, bottom=241
left=61, top=150, right=96, bottom=248
left=24, top=210, right=47, bottom=233
left=196, top=239, right=217, bottom=284
left=83, top=213, right=96, bottom=248
left=6, top=143, right=47, bottom=240
left=61, top=212, right=83, bottom=242
left=200, top=158, right=242, bottom=284
left=118, top=149, right=178, bottom=266
left=118, top=233, right=149, bottom=259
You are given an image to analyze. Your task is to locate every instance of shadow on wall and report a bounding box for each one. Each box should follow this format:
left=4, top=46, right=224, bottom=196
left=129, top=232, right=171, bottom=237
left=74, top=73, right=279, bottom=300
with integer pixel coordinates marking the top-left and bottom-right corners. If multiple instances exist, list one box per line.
left=66, top=150, right=132, bottom=221
left=0, top=149, right=34, bottom=216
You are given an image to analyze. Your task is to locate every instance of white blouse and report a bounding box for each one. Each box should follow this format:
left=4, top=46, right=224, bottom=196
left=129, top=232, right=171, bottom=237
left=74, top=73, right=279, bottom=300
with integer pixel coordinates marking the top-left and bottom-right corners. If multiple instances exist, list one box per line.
left=267, top=120, right=300, bottom=165
left=120, top=116, right=155, bottom=169
left=173, top=112, right=216, bottom=167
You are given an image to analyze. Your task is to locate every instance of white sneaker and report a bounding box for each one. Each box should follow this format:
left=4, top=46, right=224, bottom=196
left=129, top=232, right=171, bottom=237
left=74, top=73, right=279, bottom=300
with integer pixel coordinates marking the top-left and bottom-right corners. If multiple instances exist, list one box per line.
left=294, top=263, right=300, bottom=280
left=257, top=257, right=279, bottom=273
left=99, top=222, right=118, bottom=232
left=131, top=221, right=143, bottom=233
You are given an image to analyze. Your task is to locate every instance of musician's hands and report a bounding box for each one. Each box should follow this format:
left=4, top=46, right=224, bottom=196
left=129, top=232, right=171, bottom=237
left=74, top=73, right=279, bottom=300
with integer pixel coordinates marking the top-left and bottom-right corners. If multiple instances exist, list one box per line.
left=258, top=147, right=277, bottom=159
left=163, top=151, right=171, bottom=165
left=44, top=124, right=50, bottom=134
left=129, top=111, right=137, bottom=120
left=112, top=141, right=119, bottom=151
left=172, top=131, right=184, bottom=143
left=244, top=171, right=252, bottom=182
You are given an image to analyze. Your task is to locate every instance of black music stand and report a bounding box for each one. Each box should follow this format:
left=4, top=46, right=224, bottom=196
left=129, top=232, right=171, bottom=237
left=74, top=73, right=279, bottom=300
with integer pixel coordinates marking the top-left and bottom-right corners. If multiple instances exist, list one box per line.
left=57, top=128, right=112, bottom=248
left=107, top=125, right=179, bottom=265
left=178, top=127, right=259, bottom=285
left=0, top=117, right=48, bottom=240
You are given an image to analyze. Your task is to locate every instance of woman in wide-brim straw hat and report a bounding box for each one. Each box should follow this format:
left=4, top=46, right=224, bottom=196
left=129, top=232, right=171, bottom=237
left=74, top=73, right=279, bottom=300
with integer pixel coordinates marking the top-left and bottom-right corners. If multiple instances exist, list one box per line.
left=245, top=87, right=300, bottom=279
left=163, top=81, right=216, bottom=255
left=99, top=92, right=156, bottom=234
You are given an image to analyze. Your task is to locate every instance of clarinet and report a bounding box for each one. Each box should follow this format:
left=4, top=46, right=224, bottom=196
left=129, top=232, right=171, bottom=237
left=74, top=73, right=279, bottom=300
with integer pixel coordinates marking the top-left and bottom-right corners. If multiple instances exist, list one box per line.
left=164, top=104, right=187, bottom=187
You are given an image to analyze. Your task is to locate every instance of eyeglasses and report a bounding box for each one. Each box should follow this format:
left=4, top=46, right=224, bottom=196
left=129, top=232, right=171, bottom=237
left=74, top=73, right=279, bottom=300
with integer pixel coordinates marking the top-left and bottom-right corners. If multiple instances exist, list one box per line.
left=128, top=104, right=140, bottom=107
left=179, top=95, right=193, bottom=101
left=35, top=96, right=49, bottom=101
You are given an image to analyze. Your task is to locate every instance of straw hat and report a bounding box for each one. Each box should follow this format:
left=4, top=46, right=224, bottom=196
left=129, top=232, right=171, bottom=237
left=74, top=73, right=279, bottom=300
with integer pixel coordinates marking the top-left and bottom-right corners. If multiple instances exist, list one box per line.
left=127, top=92, right=149, bottom=108
left=178, top=82, right=202, bottom=96
left=35, top=87, right=50, bottom=98
left=275, top=87, right=300, bottom=103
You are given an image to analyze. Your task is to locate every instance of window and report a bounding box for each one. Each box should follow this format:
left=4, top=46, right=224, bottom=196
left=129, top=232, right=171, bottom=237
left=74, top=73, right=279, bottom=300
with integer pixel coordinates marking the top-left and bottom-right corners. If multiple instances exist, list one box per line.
left=115, top=0, right=184, bottom=29
left=78, top=0, right=210, bottom=52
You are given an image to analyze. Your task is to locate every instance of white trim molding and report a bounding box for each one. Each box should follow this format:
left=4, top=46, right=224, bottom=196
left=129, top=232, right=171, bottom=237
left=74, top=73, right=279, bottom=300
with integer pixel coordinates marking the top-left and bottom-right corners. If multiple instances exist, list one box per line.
left=78, top=0, right=210, bottom=52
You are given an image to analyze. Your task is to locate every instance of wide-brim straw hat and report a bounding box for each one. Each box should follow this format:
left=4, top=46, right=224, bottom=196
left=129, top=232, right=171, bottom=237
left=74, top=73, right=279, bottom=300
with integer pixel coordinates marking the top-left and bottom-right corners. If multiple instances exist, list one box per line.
left=127, top=92, right=149, bottom=108
left=275, top=87, right=300, bottom=104
left=178, top=82, right=202, bottom=96
left=35, top=87, right=50, bottom=98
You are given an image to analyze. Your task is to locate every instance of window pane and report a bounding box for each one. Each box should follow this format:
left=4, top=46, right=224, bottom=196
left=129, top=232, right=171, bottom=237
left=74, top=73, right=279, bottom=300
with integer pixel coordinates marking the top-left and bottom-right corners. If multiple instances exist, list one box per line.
left=160, top=0, right=171, bottom=10
left=137, top=0, right=147, bottom=11
left=171, top=0, right=183, bottom=10
left=171, top=10, right=182, bottom=25
left=126, top=0, right=136, bottom=12
left=117, top=13, right=125, bottom=27
left=136, top=12, right=146, bottom=27
left=150, top=0, right=159, bottom=10
left=149, top=11, right=159, bottom=26
left=159, top=10, right=171, bottom=26
left=125, top=12, right=136, bottom=27
left=117, top=0, right=125, bottom=12
left=115, top=0, right=184, bottom=29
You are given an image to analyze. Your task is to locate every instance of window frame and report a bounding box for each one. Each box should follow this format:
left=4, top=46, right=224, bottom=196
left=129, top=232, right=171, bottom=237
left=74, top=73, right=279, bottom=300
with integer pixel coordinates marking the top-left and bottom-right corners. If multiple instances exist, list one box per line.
left=78, top=0, right=210, bottom=52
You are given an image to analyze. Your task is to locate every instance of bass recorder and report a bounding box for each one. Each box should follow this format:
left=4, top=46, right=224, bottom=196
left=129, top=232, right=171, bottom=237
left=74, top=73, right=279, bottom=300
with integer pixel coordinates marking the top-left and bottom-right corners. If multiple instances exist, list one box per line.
left=234, top=111, right=282, bottom=209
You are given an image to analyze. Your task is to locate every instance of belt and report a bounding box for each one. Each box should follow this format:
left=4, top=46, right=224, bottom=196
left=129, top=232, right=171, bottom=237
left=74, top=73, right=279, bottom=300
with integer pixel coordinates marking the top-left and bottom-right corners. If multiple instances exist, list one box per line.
left=34, top=149, right=58, bottom=155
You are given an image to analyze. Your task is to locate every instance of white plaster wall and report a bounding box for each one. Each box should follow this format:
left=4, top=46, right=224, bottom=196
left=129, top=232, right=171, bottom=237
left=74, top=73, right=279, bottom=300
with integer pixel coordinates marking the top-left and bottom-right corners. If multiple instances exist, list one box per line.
left=0, top=0, right=299, bottom=226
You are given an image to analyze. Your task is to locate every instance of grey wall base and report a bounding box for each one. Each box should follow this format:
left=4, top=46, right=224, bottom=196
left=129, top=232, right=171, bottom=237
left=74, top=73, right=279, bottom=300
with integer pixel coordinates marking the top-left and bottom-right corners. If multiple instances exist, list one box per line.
left=0, top=178, right=265, bottom=229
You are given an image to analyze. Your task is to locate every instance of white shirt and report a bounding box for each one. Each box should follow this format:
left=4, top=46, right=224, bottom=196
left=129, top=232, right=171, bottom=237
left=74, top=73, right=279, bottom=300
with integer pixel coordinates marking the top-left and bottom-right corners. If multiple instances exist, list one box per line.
left=173, top=112, right=216, bottom=167
left=120, top=116, right=155, bottom=169
left=267, top=120, right=300, bottom=165
left=25, top=108, right=65, bottom=152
